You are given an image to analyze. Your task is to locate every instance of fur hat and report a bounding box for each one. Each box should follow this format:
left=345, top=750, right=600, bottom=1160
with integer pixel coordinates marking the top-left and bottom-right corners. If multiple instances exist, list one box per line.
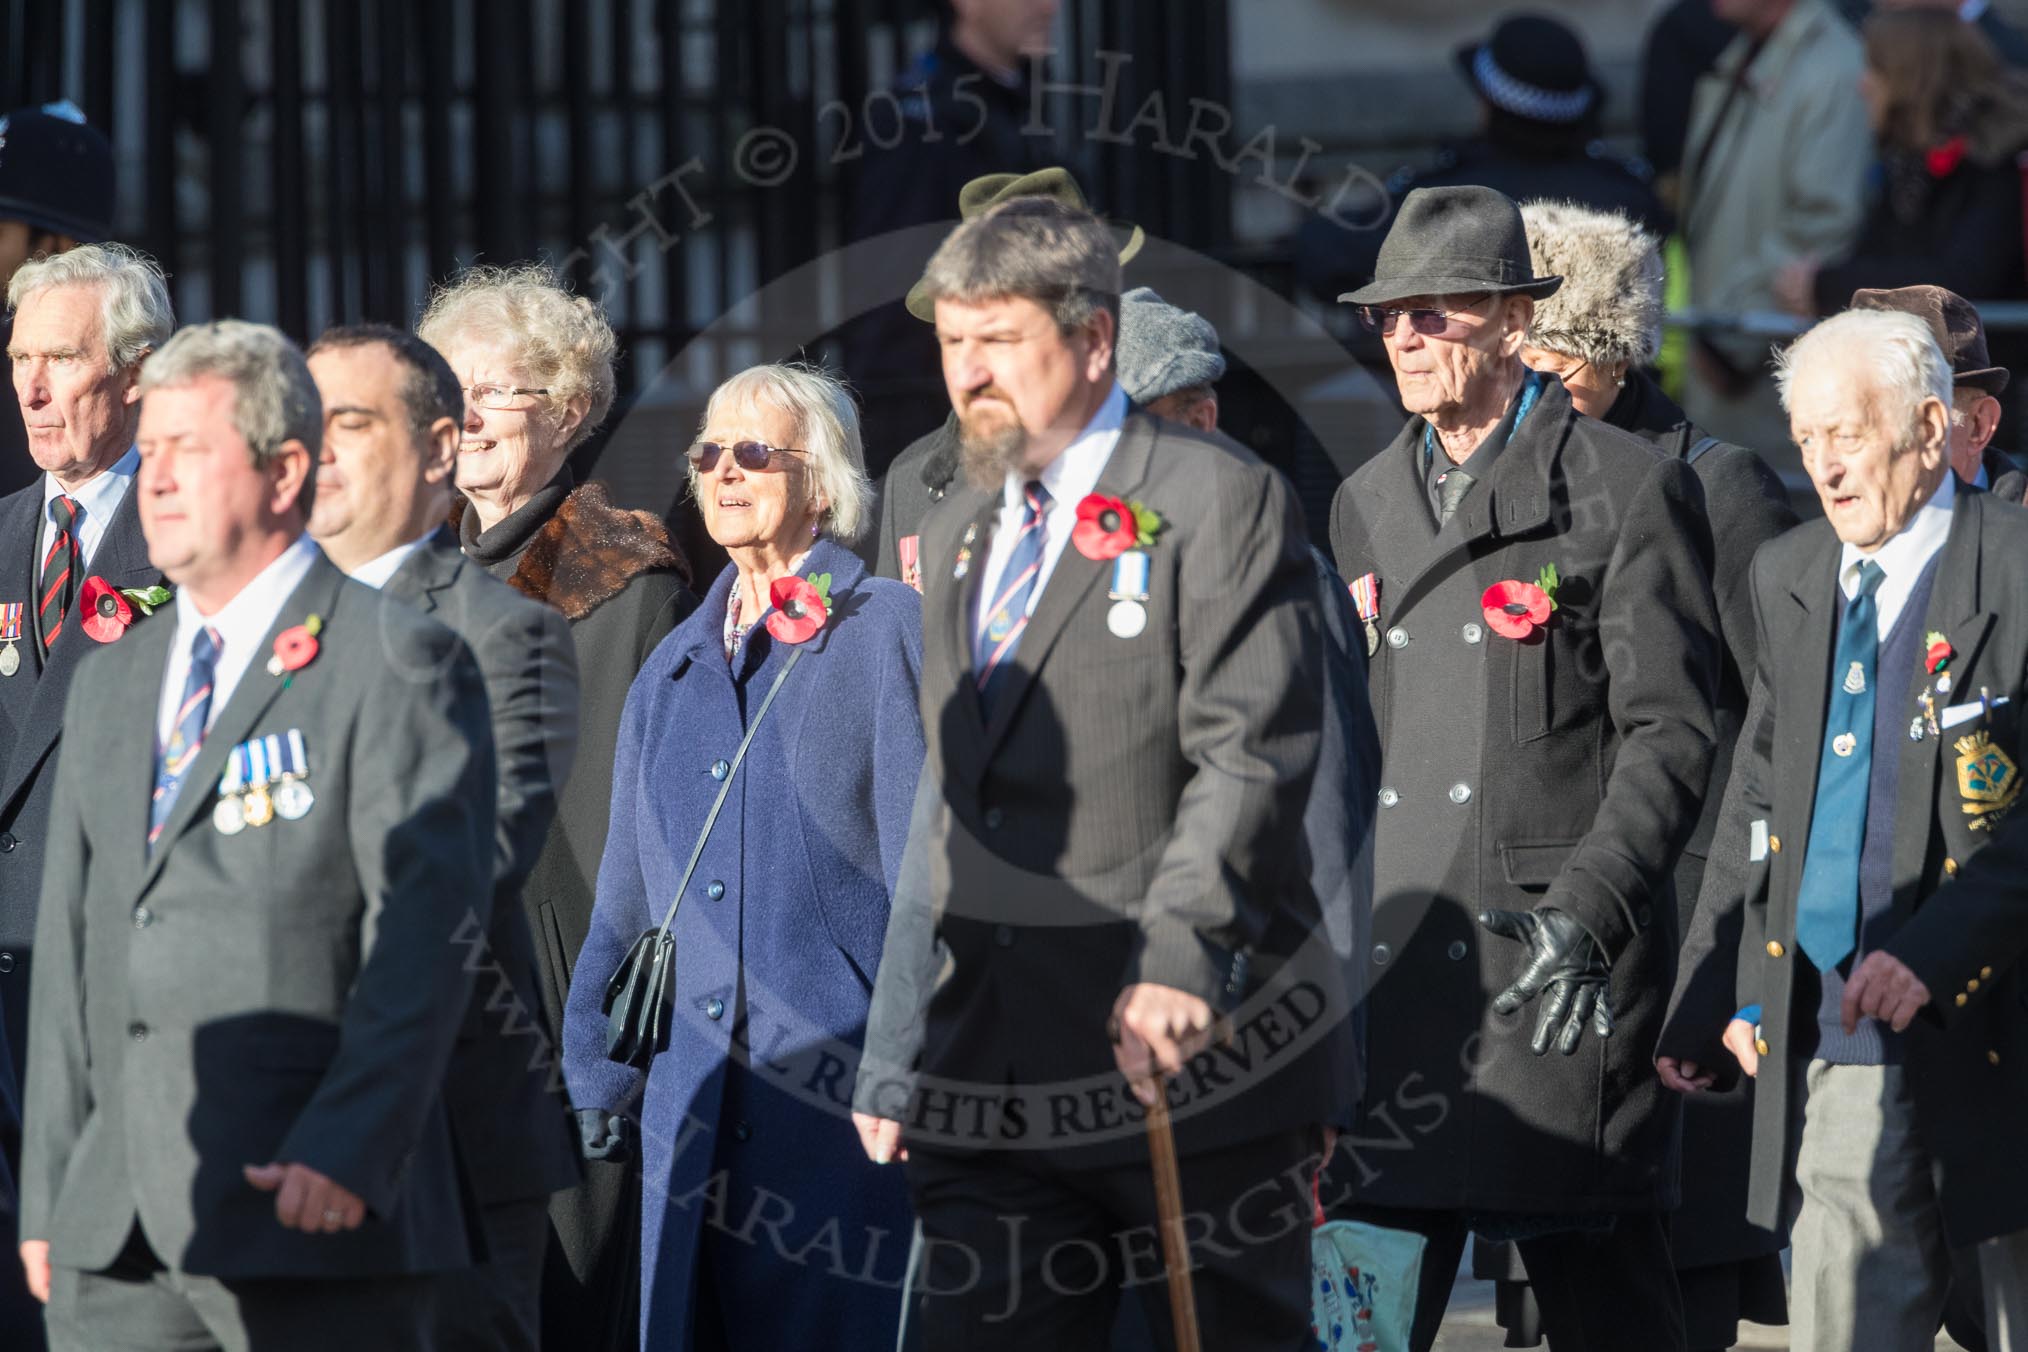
left=1518, top=200, right=1664, bottom=369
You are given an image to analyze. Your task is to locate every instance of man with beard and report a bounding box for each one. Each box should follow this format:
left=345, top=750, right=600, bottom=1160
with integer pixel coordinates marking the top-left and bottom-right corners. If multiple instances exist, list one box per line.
left=853, top=197, right=1354, bottom=1348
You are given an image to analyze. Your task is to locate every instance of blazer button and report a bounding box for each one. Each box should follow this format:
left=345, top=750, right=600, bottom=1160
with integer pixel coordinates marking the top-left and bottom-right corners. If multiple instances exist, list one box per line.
left=0, top=952, right=13, bottom=973
left=1768, top=836, right=1782, bottom=854
left=1378, top=788, right=1399, bottom=808
left=0, top=832, right=14, bottom=852
left=1968, top=979, right=1981, bottom=993
left=1957, top=993, right=1970, bottom=1007
left=1766, top=941, right=1785, bottom=958
left=128, top=1022, right=149, bottom=1041
left=993, top=925, right=1014, bottom=948
left=1754, top=1036, right=1770, bottom=1058
left=1372, top=943, right=1391, bottom=966
left=1447, top=940, right=1468, bottom=961
left=710, top=760, right=731, bottom=781
left=133, top=906, right=153, bottom=929
left=735, top=1121, right=754, bottom=1141
left=1945, top=858, right=1959, bottom=877
left=1448, top=783, right=1471, bottom=804
left=983, top=807, right=1005, bottom=830
left=1982, top=966, right=1994, bottom=980
left=705, top=998, right=725, bottom=1021
left=1991, top=1050, right=2003, bottom=1067
left=1461, top=623, right=1483, bottom=644
left=1386, top=626, right=1409, bottom=649
left=706, top=881, right=725, bottom=901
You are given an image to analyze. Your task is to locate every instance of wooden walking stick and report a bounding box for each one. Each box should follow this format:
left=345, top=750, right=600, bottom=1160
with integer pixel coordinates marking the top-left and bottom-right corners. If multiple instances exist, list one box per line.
left=1144, top=1087, right=1203, bottom=1352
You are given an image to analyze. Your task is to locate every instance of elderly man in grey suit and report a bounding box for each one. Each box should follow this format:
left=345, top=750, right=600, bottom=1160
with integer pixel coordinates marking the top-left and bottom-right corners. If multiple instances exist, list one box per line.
left=18, top=320, right=496, bottom=1350
left=0, top=240, right=174, bottom=1352
left=851, top=197, right=1355, bottom=1349
left=306, top=322, right=583, bottom=1351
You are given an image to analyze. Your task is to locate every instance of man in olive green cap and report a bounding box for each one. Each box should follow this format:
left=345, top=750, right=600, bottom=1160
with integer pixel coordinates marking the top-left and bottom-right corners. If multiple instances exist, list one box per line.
left=869, top=167, right=1140, bottom=590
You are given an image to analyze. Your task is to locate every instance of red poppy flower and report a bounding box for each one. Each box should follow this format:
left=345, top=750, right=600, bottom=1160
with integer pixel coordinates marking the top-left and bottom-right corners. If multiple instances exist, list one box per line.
left=1926, top=639, right=1953, bottom=675
left=1072, top=493, right=1136, bottom=561
left=765, top=575, right=829, bottom=645
left=80, top=576, right=132, bottom=643
left=1482, top=580, right=1554, bottom=640
left=1927, top=135, right=1969, bottom=179
left=270, top=625, right=320, bottom=674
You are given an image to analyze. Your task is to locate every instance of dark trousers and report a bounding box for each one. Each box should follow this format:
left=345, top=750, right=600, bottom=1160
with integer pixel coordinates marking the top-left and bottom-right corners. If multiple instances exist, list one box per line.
left=903, top=1129, right=1321, bottom=1352
left=541, top=1156, right=640, bottom=1352
left=435, top=1197, right=548, bottom=1352
left=1339, top=1205, right=1686, bottom=1352
left=0, top=948, right=43, bottom=1352
left=43, top=1224, right=438, bottom=1352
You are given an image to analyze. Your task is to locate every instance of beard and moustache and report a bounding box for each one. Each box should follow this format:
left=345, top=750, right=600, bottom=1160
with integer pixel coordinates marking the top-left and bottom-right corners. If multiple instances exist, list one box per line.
left=957, top=391, right=1028, bottom=490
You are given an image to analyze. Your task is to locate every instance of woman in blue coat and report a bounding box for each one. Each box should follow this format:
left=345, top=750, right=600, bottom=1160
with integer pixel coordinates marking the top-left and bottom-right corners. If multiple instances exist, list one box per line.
left=563, top=363, right=923, bottom=1351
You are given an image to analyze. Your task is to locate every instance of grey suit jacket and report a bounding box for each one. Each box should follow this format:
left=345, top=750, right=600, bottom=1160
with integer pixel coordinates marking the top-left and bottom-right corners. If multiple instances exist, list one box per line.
left=22, top=549, right=496, bottom=1278
left=383, top=528, right=582, bottom=1208
left=857, top=411, right=1356, bottom=1166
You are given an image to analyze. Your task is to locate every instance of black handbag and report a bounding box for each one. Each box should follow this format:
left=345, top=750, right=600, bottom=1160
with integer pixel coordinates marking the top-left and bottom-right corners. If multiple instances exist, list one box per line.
left=601, top=646, right=806, bottom=1068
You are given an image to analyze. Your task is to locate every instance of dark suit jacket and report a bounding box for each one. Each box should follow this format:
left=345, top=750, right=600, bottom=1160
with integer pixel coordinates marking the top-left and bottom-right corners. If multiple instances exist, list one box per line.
left=383, top=529, right=582, bottom=1208
left=0, top=483, right=162, bottom=1049
left=1662, top=489, right=2028, bottom=1248
left=857, top=410, right=1356, bottom=1166
left=22, top=549, right=497, bottom=1278
left=1329, top=375, right=1721, bottom=1211
left=871, top=413, right=959, bottom=585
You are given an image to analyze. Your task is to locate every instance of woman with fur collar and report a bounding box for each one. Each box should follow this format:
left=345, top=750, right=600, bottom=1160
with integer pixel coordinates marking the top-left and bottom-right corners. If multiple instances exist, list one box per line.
left=421, top=263, right=697, bottom=1352
left=1494, top=199, right=1798, bottom=1352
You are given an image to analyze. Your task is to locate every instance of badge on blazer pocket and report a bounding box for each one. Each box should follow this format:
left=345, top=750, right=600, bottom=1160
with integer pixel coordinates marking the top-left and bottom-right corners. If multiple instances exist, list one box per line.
left=1957, top=728, right=2023, bottom=832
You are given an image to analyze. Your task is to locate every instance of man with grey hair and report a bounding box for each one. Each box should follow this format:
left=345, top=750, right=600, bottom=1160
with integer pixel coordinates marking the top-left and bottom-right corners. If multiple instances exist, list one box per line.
left=0, top=238, right=173, bottom=1351
left=1668, top=307, right=2028, bottom=1350
left=18, top=319, right=497, bottom=1350
left=854, top=195, right=1354, bottom=1347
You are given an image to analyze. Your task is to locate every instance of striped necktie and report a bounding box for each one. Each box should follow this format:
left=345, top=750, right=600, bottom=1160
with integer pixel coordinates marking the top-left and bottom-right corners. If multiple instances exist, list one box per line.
left=150, top=626, right=223, bottom=850
left=976, top=480, right=1051, bottom=713
left=38, top=494, right=82, bottom=648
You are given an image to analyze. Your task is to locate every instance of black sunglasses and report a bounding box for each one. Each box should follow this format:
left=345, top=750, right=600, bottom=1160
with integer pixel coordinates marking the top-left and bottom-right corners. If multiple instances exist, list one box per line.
left=1354, top=298, right=1490, bottom=338
left=686, top=440, right=804, bottom=472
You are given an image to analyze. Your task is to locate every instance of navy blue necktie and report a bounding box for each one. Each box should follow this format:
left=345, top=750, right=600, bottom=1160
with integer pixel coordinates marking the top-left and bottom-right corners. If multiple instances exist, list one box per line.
left=976, top=481, right=1050, bottom=714
left=1796, top=560, right=1885, bottom=971
left=150, top=626, right=222, bottom=850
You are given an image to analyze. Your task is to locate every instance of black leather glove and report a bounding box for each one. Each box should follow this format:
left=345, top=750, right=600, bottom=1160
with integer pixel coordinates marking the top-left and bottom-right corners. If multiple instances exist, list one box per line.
left=1478, top=907, right=1614, bottom=1056
left=575, top=1107, right=635, bottom=1164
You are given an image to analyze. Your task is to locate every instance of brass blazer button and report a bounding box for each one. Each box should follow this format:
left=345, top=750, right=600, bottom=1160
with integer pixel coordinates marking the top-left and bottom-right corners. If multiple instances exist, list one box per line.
left=1754, top=1037, right=1770, bottom=1058
left=1982, top=966, right=1994, bottom=980
left=1945, top=858, right=1959, bottom=877
left=1766, top=941, right=1786, bottom=958
left=1768, top=836, right=1782, bottom=854
left=1957, top=993, right=1970, bottom=1007
left=1991, top=1050, right=2003, bottom=1067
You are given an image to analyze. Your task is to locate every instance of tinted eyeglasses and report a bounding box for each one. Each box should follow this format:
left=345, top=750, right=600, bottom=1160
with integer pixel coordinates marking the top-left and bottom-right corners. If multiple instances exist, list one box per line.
left=1354, top=300, right=1487, bottom=339
left=686, top=440, right=805, bottom=473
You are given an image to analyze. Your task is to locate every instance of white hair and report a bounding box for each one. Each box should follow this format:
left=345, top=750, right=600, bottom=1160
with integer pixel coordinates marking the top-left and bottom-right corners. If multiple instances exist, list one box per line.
left=692, top=363, right=873, bottom=543
left=417, top=263, right=617, bottom=452
left=7, top=241, right=175, bottom=370
left=1774, top=309, right=1952, bottom=437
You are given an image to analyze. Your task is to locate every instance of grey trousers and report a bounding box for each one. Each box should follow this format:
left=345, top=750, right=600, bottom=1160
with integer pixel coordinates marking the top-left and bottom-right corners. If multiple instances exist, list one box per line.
left=1791, top=1060, right=2028, bottom=1352
left=43, top=1225, right=438, bottom=1352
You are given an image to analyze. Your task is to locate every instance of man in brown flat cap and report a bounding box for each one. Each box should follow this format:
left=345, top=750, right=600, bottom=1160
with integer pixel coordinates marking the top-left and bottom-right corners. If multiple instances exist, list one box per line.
left=1852, top=285, right=2026, bottom=504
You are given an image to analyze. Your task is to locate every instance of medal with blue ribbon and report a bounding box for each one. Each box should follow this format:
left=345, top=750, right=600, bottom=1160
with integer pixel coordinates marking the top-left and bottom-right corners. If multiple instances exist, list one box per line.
left=272, top=728, right=315, bottom=820
left=1107, top=550, right=1150, bottom=639
left=242, top=735, right=275, bottom=828
left=0, top=602, right=21, bottom=677
left=213, top=744, right=249, bottom=835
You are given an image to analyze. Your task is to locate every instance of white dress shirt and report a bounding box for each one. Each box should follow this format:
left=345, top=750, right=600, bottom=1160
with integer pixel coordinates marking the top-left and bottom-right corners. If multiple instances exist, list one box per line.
left=39, top=446, right=139, bottom=570
left=1837, top=471, right=1955, bottom=643
left=156, top=535, right=322, bottom=749
left=972, top=382, right=1128, bottom=644
left=346, top=533, right=433, bottom=591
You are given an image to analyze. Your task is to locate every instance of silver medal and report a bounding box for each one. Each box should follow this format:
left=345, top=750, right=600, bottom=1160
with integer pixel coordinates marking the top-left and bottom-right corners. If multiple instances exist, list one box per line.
left=0, top=644, right=16, bottom=677
left=1910, top=717, right=1927, bottom=743
left=212, top=795, right=247, bottom=836
left=1107, top=600, right=1147, bottom=639
left=1843, top=661, right=1866, bottom=695
left=274, top=778, right=315, bottom=821
left=1937, top=672, right=1952, bottom=695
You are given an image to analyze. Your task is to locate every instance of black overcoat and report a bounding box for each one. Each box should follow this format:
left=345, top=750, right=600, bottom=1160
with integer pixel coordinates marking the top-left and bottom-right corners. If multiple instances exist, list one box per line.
left=1328, top=374, right=1720, bottom=1212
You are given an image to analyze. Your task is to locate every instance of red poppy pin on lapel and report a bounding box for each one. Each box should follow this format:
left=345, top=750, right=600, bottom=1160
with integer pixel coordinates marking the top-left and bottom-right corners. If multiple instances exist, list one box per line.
left=1072, top=493, right=1165, bottom=562
left=267, top=614, right=323, bottom=685
left=1482, top=564, right=1560, bottom=641
left=766, top=573, right=833, bottom=645
left=80, top=578, right=172, bottom=643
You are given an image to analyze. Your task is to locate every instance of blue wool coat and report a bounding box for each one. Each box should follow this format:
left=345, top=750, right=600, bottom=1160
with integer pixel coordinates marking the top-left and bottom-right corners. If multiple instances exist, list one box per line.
left=563, top=539, right=923, bottom=1352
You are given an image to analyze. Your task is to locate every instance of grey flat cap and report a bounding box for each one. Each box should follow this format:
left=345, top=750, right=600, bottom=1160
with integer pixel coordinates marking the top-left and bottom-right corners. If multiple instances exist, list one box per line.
left=1340, top=185, right=1561, bottom=307
left=1116, top=286, right=1226, bottom=404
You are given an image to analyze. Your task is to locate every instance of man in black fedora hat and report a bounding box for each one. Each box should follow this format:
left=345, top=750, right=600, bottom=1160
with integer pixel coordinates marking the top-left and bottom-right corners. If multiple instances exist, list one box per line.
left=1325, top=184, right=1718, bottom=1350
left=1294, top=13, right=1664, bottom=310
left=0, top=103, right=115, bottom=500
left=1850, top=285, right=2027, bottom=504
